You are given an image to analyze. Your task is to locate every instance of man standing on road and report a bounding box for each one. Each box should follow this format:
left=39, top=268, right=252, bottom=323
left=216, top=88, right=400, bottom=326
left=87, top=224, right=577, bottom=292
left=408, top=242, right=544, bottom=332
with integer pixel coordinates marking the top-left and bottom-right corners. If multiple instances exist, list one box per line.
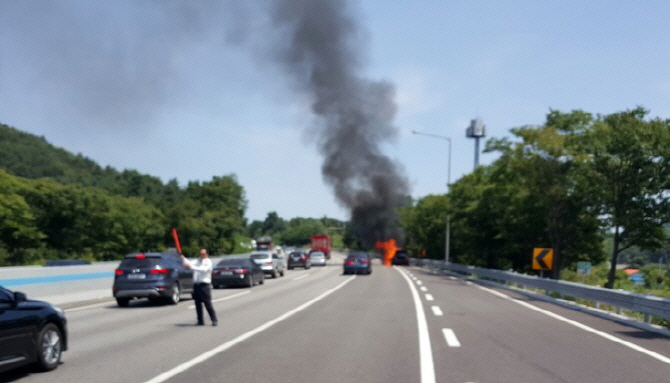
left=181, top=249, right=218, bottom=326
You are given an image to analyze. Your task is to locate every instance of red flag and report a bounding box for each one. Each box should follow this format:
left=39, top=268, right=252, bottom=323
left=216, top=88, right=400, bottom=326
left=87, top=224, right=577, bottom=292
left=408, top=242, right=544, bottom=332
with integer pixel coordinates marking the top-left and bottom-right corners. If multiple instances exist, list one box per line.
left=172, top=228, right=182, bottom=254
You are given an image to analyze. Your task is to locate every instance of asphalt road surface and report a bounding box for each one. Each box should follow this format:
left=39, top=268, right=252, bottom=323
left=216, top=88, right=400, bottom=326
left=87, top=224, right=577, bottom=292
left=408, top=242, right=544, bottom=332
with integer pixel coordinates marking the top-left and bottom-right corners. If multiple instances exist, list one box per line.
left=3, top=252, right=669, bottom=383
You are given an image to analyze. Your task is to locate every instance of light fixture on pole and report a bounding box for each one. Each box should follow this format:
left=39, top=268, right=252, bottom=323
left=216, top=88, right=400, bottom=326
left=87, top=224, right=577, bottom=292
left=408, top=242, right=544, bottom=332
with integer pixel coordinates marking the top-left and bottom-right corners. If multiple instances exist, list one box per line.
left=412, top=130, right=452, bottom=263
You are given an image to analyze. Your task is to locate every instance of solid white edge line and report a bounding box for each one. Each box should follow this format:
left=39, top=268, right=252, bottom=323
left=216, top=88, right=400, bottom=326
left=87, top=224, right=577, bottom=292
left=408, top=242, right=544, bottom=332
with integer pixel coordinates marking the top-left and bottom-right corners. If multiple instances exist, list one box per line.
left=442, top=328, right=461, bottom=347
left=431, top=306, right=443, bottom=316
left=188, top=290, right=251, bottom=309
left=425, top=294, right=434, bottom=301
left=145, top=275, right=356, bottom=383
left=395, top=266, right=436, bottom=383
left=474, top=284, right=670, bottom=365
left=65, top=301, right=114, bottom=313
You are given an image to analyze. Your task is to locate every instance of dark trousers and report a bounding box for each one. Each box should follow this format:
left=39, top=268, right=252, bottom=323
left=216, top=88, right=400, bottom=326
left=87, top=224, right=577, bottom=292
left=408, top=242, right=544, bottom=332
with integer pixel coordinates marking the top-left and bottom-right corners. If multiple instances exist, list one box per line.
left=193, top=283, right=217, bottom=324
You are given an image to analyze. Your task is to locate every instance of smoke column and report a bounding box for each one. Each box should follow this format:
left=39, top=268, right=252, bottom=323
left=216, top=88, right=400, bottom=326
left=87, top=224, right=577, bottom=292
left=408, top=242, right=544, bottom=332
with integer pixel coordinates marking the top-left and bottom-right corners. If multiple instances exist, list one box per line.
left=269, top=0, right=409, bottom=246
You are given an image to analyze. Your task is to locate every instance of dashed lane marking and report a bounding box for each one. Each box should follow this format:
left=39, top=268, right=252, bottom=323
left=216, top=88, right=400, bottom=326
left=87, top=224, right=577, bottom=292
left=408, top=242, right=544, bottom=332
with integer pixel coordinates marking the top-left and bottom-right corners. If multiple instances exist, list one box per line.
left=442, top=328, right=461, bottom=347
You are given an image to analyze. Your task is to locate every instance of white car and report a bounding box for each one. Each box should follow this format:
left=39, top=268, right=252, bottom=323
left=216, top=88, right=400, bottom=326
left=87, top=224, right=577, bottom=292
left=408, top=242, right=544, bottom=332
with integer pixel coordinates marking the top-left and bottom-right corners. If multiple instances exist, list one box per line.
left=309, top=251, right=327, bottom=266
left=250, top=251, right=285, bottom=278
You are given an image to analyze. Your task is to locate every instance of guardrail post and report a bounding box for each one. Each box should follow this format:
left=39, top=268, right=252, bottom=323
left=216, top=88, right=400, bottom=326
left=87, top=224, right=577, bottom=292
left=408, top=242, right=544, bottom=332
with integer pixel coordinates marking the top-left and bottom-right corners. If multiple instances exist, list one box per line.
left=644, top=313, right=651, bottom=323
left=594, top=301, right=600, bottom=310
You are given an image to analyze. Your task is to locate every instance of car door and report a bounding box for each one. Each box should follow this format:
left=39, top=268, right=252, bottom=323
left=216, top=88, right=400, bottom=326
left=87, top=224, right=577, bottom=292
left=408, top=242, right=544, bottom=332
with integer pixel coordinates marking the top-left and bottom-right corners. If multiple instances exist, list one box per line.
left=0, top=288, right=35, bottom=372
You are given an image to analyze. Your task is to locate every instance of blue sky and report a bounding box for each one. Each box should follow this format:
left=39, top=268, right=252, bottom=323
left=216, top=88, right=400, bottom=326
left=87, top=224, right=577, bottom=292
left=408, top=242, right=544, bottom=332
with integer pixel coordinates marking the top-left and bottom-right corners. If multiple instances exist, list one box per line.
left=1, top=1, right=669, bottom=221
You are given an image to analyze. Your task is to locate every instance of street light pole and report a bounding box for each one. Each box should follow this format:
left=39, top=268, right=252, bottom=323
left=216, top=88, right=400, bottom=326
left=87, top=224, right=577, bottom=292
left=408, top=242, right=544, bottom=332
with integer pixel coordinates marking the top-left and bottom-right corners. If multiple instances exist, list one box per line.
left=412, top=130, right=452, bottom=263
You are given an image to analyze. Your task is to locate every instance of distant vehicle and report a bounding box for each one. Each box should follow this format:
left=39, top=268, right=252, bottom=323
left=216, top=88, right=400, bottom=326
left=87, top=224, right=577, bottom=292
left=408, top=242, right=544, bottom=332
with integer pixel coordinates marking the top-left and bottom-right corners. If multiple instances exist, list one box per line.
left=212, top=258, right=264, bottom=288
left=256, top=236, right=274, bottom=251
left=43, top=259, right=91, bottom=266
left=250, top=251, right=285, bottom=278
left=343, top=251, right=372, bottom=275
left=288, top=251, right=311, bottom=270
left=308, top=250, right=327, bottom=266
left=392, top=250, right=409, bottom=266
left=113, top=252, right=194, bottom=307
left=310, top=234, right=331, bottom=259
left=0, top=286, right=68, bottom=373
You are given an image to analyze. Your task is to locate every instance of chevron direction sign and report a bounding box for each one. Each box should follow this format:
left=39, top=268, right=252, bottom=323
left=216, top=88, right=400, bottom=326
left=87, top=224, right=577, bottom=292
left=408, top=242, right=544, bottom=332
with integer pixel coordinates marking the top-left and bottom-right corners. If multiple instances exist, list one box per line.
left=532, top=248, right=553, bottom=270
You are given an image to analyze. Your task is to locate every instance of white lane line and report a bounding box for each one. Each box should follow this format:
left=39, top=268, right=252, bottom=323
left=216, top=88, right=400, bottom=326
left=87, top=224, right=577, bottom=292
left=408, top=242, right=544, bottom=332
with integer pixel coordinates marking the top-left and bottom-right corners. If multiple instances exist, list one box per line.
left=416, top=280, right=423, bottom=286
left=293, top=274, right=309, bottom=281
left=420, top=286, right=428, bottom=292
left=442, top=328, right=461, bottom=347
left=475, top=284, right=670, bottom=365
left=431, top=306, right=443, bottom=316
left=146, top=276, right=357, bottom=383
left=448, top=276, right=457, bottom=281
left=188, top=290, right=250, bottom=309
left=66, top=301, right=114, bottom=313
left=425, top=294, right=434, bottom=301
left=395, top=267, right=436, bottom=383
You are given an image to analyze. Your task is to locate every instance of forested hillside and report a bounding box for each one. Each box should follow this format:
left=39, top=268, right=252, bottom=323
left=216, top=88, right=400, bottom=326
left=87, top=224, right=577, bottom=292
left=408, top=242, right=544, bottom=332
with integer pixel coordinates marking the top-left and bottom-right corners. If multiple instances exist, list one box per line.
left=0, top=123, right=247, bottom=265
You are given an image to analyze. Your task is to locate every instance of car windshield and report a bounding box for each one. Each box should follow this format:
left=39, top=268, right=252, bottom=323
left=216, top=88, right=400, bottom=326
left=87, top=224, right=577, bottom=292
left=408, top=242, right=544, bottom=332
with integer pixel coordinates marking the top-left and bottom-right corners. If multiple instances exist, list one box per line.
left=250, top=253, right=271, bottom=260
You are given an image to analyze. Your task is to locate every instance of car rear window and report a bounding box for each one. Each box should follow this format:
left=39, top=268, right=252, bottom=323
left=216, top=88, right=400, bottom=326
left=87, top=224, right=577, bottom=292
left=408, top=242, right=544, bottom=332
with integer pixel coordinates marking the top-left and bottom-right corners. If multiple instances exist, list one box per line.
left=217, top=259, right=249, bottom=267
left=250, top=253, right=271, bottom=260
left=119, top=258, right=161, bottom=269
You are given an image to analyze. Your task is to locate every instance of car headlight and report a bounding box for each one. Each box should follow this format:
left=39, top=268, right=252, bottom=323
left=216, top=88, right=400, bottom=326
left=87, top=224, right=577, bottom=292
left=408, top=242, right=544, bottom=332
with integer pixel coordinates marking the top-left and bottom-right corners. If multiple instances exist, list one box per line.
left=54, top=306, right=65, bottom=318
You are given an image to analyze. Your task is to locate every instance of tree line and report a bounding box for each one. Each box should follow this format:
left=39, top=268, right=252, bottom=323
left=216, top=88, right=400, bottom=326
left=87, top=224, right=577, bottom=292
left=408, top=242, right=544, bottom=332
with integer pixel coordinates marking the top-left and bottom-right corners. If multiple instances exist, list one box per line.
left=400, top=107, right=670, bottom=288
left=0, top=170, right=246, bottom=265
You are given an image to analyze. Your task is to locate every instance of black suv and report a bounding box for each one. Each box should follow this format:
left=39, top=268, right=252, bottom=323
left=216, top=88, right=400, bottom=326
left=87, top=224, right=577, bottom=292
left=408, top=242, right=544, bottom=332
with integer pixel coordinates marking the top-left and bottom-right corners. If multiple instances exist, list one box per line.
left=392, top=250, right=410, bottom=266
left=0, top=286, right=68, bottom=373
left=113, top=252, right=194, bottom=307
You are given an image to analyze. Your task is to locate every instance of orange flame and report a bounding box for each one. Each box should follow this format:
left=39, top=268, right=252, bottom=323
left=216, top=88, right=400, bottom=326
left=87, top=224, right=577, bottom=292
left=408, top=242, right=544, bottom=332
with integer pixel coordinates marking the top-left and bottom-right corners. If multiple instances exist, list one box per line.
left=375, top=239, right=398, bottom=266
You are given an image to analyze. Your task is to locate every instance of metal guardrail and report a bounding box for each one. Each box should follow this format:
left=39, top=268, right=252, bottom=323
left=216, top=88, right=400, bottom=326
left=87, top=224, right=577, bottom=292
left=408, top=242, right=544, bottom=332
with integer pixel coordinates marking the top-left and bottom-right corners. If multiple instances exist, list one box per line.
left=413, top=259, right=670, bottom=322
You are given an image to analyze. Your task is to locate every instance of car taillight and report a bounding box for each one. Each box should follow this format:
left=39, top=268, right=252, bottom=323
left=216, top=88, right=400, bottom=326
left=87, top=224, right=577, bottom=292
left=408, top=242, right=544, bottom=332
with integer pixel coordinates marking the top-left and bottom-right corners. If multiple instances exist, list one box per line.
left=301, top=255, right=306, bottom=261
left=150, top=268, right=170, bottom=275
left=233, top=269, right=248, bottom=274
left=345, top=260, right=354, bottom=265
left=135, top=254, right=146, bottom=259
left=114, top=269, right=124, bottom=276
left=360, top=259, right=369, bottom=264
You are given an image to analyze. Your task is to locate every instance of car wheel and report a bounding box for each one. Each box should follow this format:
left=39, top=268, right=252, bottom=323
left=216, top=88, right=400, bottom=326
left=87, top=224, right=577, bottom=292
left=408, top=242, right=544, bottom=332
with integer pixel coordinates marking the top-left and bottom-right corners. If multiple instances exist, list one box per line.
left=272, top=269, right=278, bottom=278
left=168, top=282, right=181, bottom=305
left=280, top=269, right=285, bottom=277
left=247, top=275, right=254, bottom=287
left=116, top=298, right=130, bottom=307
left=288, top=266, right=293, bottom=270
left=35, top=323, right=63, bottom=371
left=259, top=275, right=265, bottom=285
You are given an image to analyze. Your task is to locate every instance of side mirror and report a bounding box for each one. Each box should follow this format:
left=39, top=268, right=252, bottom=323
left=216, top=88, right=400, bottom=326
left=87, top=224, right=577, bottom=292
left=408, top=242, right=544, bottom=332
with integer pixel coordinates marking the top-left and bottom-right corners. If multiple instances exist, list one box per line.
left=13, top=291, right=27, bottom=305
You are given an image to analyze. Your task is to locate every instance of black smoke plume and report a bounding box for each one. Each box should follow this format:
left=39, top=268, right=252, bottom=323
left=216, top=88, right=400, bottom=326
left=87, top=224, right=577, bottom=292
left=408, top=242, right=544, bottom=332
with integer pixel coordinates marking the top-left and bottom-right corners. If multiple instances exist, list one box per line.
left=269, top=0, right=409, bottom=247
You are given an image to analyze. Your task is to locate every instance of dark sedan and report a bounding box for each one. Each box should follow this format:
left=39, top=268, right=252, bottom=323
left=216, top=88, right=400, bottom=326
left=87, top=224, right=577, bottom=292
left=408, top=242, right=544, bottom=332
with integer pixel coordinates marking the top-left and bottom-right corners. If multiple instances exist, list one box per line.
left=0, top=286, right=68, bottom=373
left=287, top=251, right=311, bottom=270
left=343, top=252, right=372, bottom=275
left=212, top=258, right=265, bottom=288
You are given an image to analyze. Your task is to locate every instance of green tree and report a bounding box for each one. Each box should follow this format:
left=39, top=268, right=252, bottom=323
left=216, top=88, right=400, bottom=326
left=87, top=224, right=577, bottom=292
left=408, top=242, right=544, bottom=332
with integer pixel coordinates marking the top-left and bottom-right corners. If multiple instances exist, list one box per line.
left=580, top=108, right=670, bottom=288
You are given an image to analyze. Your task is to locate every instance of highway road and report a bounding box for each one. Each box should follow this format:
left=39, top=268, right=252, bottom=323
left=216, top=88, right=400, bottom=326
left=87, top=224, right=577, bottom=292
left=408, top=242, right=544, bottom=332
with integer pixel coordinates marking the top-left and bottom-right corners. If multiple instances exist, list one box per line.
left=2, top=252, right=669, bottom=383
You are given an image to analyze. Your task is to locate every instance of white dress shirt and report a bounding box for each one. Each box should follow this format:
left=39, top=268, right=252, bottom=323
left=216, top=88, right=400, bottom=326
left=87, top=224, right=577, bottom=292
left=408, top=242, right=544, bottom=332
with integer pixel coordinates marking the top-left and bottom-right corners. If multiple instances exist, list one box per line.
left=184, top=257, right=213, bottom=284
